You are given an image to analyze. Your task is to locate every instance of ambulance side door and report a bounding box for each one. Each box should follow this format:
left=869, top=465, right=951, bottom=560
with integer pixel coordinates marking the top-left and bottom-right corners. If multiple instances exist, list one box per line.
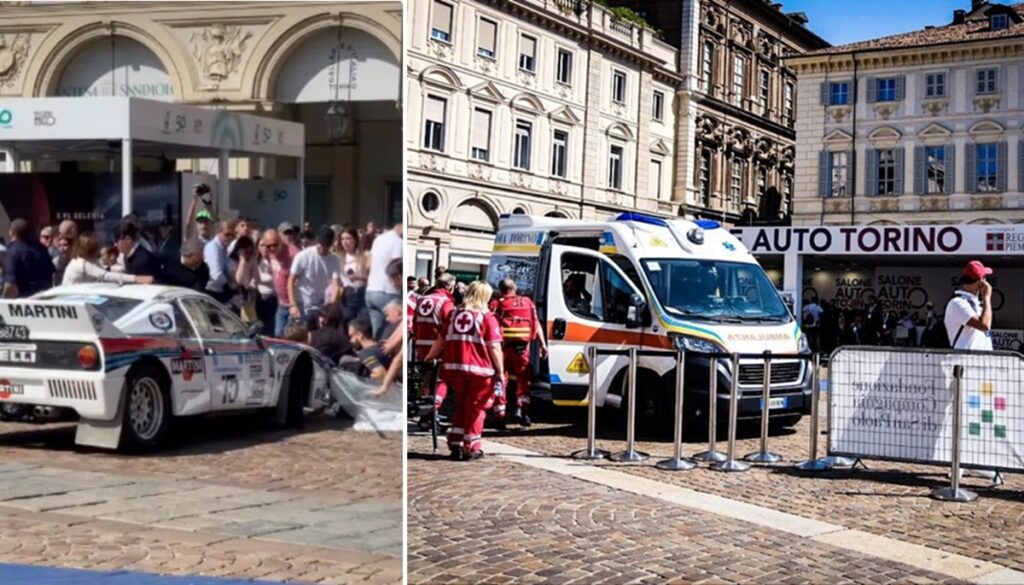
left=544, top=244, right=646, bottom=405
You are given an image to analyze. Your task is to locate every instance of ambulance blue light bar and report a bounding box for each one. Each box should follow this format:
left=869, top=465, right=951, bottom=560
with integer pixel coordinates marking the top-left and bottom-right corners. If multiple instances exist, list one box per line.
left=614, top=212, right=668, bottom=227
left=695, top=219, right=720, bottom=230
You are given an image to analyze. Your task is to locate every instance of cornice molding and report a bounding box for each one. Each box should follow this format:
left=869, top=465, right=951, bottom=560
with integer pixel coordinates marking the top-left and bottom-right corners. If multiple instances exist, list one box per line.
left=787, top=39, right=1024, bottom=74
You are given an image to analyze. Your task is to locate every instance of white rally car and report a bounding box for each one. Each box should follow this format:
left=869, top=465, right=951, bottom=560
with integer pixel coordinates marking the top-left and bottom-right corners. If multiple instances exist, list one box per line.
left=0, top=283, right=333, bottom=451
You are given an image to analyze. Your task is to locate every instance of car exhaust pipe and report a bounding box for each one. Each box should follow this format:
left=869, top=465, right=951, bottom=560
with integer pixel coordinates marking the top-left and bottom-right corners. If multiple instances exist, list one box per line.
left=33, top=406, right=56, bottom=420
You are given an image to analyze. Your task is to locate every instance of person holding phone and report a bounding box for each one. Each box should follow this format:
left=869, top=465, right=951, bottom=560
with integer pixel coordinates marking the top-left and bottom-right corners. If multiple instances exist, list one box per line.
left=944, top=260, right=994, bottom=351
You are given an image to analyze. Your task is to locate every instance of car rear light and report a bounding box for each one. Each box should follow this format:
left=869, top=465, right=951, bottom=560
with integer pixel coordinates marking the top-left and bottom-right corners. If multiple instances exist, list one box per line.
left=77, top=346, right=99, bottom=370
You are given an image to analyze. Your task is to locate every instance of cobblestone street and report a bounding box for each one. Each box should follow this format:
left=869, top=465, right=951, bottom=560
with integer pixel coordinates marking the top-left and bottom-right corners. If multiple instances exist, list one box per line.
left=0, top=416, right=402, bottom=584
left=407, top=401, right=1024, bottom=584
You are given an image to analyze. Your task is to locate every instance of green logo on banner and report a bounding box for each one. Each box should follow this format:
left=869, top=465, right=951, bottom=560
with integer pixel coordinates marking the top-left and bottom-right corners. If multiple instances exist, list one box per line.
left=0, top=110, right=11, bottom=126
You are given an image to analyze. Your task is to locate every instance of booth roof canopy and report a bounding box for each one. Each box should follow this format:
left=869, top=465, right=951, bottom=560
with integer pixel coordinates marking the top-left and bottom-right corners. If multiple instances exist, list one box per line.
left=0, top=97, right=304, bottom=158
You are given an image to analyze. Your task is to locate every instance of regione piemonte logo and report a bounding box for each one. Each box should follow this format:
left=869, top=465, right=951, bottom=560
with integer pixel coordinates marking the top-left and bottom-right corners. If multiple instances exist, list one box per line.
left=986, top=231, right=1005, bottom=252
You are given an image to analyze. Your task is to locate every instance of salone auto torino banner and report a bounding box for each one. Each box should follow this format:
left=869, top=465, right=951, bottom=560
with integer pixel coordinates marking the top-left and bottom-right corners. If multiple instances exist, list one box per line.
left=731, top=224, right=1024, bottom=256
left=829, top=348, right=1024, bottom=471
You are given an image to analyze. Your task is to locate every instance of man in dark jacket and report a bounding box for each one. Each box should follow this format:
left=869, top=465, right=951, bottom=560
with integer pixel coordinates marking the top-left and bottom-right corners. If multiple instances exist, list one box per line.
left=117, top=222, right=160, bottom=280
left=3, top=218, right=54, bottom=298
left=161, top=239, right=210, bottom=292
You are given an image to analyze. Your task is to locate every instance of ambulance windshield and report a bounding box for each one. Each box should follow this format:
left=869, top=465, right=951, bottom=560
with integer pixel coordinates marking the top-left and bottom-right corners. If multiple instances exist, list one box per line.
left=641, top=259, right=790, bottom=323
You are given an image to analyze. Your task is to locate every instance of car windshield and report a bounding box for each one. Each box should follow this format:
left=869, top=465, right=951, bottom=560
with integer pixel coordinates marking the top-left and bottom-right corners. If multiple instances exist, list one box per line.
left=32, top=293, right=142, bottom=324
left=641, top=259, right=790, bottom=323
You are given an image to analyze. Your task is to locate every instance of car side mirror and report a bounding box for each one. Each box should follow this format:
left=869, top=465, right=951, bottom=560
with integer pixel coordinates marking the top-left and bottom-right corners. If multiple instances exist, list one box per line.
left=625, top=293, right=647, bottom=329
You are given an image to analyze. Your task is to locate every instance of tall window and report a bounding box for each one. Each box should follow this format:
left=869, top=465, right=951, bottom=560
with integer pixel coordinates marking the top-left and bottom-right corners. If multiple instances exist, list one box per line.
left=650, top=159, right=663, bottom=199
left=470, top=108, right=492, bottom=162
left=730, top=159, right=744, bottom=203
left=612, top=70, right=627, bottom=104
left=551, top=130, right=568, bottom=178
left=783, top=176, right=793, bottom=214
left=556, top=49, right=573, bottom=85
left=924, top=145, right=946, bottom=194
left=976, top=143, right=998, bottom=191
left=876, top=78, right=897, bottom=102
left=519, top=34, right=536, bottom=72
left=830, top=151, right=848, bottom=197
left=829, top=82, right=849, bottom=105
left=702, top=41, right=714, bottom=90
left=784, top=82, right=794, bottom=126
left=925, top=72, right=945, bottom=98
left=732, top=56, right=745, bottom=106
left=477, top=18, right=497, bottom=58
left=877, top=149, right=896, bottom=195
left=991, top=13, right=1008, bottom=30
left=652, top=90, right=665, bottom=121
left=699, top=148, right=712, bottom=206
left=430, top=1, right=453, bottom=43
left=423, top=95, right=446, bottom=151
left=759, top=69, right=770, bottom=115
left=513, top=120, right=532, bottom=170
left=977, top=68, right=998, bottom=94
left=608, top=145, right=623, bottom=190
left=757, top=166, right=767, bottom=196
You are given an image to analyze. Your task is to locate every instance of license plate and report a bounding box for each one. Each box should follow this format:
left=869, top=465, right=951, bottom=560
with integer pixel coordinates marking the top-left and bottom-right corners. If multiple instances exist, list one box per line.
left=0, top=326, right=29, bottom=341
left=759, top=397, right=787, bottom=410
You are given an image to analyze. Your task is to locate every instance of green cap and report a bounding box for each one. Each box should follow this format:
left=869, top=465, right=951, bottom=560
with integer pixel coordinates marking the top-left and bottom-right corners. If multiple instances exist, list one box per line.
left=195, top=209, right=214, bottom=222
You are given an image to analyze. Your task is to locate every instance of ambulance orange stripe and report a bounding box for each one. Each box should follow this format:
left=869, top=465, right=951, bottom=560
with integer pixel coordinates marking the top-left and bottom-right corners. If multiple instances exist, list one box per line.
left=549, top=322, right=673, bottom=350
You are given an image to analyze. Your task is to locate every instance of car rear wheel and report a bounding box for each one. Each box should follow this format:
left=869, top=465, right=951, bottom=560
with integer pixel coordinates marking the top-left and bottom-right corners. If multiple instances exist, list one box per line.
left=120, top=364, right=172, bottom=452
left=284, top=354, right=310, bottom=429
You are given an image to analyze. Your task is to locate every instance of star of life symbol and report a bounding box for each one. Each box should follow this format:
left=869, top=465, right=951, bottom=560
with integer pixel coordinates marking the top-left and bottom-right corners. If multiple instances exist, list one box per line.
left=454, top=311, right=476, bottom=334
left=417, top=298, right=435, bottom=317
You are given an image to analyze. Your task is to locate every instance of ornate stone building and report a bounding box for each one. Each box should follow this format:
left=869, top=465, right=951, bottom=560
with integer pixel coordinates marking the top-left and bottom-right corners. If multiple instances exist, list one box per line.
left=0, top=1, right=401, bottom=225
left=407, top=0, right=680, bottom=278
left=611, top=0, right=828, bottom=223
left=788, top=0, right=1024, bottom=227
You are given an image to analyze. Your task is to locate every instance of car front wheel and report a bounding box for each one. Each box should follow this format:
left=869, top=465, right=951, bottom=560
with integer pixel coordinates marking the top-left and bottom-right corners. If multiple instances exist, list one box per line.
left=120, top=364, right=172, bottom=452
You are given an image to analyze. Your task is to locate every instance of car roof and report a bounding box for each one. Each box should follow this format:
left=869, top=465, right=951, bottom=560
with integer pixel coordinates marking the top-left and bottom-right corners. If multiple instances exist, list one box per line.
left=39, top=283, right=204, bottom=302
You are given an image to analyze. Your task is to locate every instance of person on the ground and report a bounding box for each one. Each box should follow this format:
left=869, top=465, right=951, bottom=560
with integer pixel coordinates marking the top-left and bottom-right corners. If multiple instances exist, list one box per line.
left=336, top=228, right=367, bottom=321
left=4, top=219, right=55, bottom=298
left=424, top=281, right=505, bottom=462
left=231, top=235, right=259, bottom=323
left=490, top=278, right=548, bottom=427
left=309, top=303, right=352, bottom=365
left=117, top=222, right=161, bottom=280
left=53, top=235, right=73, bottom=286
left=414, top=273, right=457, bottom=415
left=288, top=226, right=342, bottom=330
left=365, top=223, right=403, bottom=338
left=204, top=220, right=235, bottom=304
left=40, top=226, right=58, bottom=259
left=945, top=261, right=994, bottom=351
left=347, top=318, right=389, bottom=379
left=63, top=233, right=152, bottom=286
left=255, top=232, right=279, bottom=336
left=160, top=239, right=210, bottom=292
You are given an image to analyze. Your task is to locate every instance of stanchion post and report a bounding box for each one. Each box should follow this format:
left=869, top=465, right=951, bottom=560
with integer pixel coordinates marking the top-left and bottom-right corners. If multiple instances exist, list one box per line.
left=693, top=356, right=726, bottom=463
left=712, top=353, right=750, bottom=472
left=796, top=353, right=832, bottom=471
left=745, top=351, right=782, bottom=463
left=572, top=346, right=609, bottom=460
left=611, top=347, right=649, bottom=462
left=657, top=350, right=696, bottom=471
left=933, top=365, right=978, bottom=502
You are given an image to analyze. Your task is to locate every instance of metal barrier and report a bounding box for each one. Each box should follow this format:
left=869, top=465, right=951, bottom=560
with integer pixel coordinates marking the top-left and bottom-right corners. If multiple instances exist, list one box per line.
left=571, top=345, right=609, bottom=460
left=656, top=350, right=696, bottom=471
left=610, top=347, right=649, bottom=462
left=932, top=365, right=976, bottom=502
left=692, top=356, right=726, bottom=463
left=745, top=351, right=782, bottom=464
left=711, top=354, right=750, bottom=473
left=406, top=359, right=441, bottom=453
left=795, top=353, right=831, bottom=471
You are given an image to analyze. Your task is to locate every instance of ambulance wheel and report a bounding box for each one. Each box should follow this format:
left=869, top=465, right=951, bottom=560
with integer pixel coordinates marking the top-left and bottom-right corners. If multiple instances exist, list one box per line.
left=120, top=363, right=172, bottom=452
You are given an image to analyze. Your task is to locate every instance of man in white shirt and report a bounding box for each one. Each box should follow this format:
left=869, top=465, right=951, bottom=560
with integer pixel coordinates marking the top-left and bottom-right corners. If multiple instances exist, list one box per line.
left=944, top=260, right=993, bottom=352
left=365, top=222, right=403, bottom=337
left=288, top=226, right=342, bottom=329
left=801, top=296, right=823, bottom=352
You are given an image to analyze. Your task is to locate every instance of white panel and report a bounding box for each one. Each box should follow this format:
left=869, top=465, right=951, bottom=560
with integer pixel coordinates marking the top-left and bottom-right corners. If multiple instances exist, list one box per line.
left=274, top=27, right=399, bottom=103
left=54, top=37, right=173, bottom=101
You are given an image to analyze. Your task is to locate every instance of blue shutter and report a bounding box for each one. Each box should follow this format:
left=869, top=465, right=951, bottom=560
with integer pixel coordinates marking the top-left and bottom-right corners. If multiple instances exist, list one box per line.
left=996, top=140, right=1008, bottom=192
left=866, top=149, right=878, bottom=196
left=894, top=147, right=905, bottom=195
left=820, top=82, right=830, bottom=106
left=914, top=145, right=926, bottom=195
left=945, top=144, right=955, bottom=194
left=895, top=75, right=906, bottom=101
left=964, top=143, right=977, bottom=193
left=818, top=150, right=831, bottom=196
left=866, top=78, right=877, bottom=103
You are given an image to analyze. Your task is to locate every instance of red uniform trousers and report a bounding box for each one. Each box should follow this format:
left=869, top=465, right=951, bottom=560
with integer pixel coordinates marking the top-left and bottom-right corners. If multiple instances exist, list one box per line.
left=445, top=374, right=493, bottom=454
left=415, top=346, right=448, bottom=410
left=493, top=343, right=531, bottom=418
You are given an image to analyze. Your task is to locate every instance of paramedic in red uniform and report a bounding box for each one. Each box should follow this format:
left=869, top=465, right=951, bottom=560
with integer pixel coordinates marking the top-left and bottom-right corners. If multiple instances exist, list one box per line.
left=490, top=278, right=548, bottom=427
left=424, top=281, right=505, bottom=461
left=413, top=273, right=457, bottom=415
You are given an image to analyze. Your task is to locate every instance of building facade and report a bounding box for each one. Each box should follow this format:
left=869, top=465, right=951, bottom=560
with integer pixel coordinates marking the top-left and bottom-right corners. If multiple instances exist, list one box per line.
left=612, top=0, right=828, bottom=223
left=788, top=1, right=1024, bottom=227
left=407, top=0, right=680, bottom=278
left=0, top=1, right=401, bottom=226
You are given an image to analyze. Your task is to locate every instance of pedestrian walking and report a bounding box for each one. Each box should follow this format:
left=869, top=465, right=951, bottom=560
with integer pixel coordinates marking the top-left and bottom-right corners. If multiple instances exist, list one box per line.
left=204, top=220, right=236, bottom=304
left=490, top=278, right=548, bottom=427
left=63, top=233, right=153, bottom=285
left=3, top=219, right=56, bottom=298
left=365, top=223, right=403, bottom=338
left=944, top=260, right=993, bottom=351
left=413, top=273, right=457, bottom=418
left=424, top=281, right=505, bottom=462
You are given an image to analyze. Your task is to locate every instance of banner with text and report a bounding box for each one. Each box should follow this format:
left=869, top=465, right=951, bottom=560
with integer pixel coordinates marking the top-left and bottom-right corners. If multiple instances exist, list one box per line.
left=829, top=347, right=1024, bottom=471
left=732, top=224, right=1024, bottom=256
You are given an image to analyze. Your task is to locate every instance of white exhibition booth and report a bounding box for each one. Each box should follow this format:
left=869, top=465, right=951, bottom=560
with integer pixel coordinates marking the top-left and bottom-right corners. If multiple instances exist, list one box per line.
left=732, top=224, right=1024, bottom=349
left=0, top=97, right=305, bottom=221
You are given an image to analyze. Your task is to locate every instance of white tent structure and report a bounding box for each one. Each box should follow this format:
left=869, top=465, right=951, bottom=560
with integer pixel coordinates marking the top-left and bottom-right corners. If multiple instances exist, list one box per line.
left=0, top=97, right=305, bottom=217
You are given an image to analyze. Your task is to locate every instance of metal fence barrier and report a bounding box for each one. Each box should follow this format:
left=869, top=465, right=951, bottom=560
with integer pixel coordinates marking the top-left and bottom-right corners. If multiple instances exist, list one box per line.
left=692, top=356, right=726, bottom=463
left=745, top=351, right=783, bottom=464
left=571, top=345, right=609, bottom=461
left=406, top=359, right=441, bottom=453
left=656, top=350, right=696, bottom=471
left=610, top=347, right=649, bottom=462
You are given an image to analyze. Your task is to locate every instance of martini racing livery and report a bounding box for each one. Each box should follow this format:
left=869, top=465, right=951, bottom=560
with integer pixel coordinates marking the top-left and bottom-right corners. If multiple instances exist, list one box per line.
left=0, top=284, right=332, bottom=451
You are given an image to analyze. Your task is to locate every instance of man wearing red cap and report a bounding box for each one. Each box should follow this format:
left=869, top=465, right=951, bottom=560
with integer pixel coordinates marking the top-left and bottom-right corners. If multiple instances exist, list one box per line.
left=944, top=260, right=994, bottom=351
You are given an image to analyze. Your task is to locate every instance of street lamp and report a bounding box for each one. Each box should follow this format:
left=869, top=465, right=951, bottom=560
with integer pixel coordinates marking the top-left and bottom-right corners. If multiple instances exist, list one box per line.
left=326, top=101, right=350, bottom=144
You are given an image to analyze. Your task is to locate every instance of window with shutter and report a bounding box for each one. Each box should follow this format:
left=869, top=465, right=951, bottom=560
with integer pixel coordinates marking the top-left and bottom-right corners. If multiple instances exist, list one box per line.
left=818, top=151, right=830, bottom=197
left=556, top=49, right=573, bottom=85
left=423, top=95, right=447, bottom=151
left=470, top=108, right=492, bottom=162
left=976, top=143, right=998, bottom=192
left=996, top=141, right=1008, bottom=192
left=608, top=145, right=624, bottom=190
left=477, top=18, right=497, bottom=59
left=964, top=143, right=977, bottom=193
left=514, top=120, right=532, bottom=170
left=865, top=149, right=878, bottom=195
left=650, top=159, right=663, bottom=199
left=519, top=35, right=537, bottom=72
left=945, top=144, right=956, bottom=194
left=830, top=151, right=848, bottom=197
left=431, top=1, right=453, bottom=43
left=551, top=130, right=568, bottom=178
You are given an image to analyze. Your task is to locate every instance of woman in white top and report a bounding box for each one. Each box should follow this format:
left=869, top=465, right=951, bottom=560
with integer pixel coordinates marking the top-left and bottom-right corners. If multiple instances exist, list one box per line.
left=255, top=235, right=279, bottom=335
left=335, top=228, right=367, bottom=320
left=63, top=233, right=153, bottom=286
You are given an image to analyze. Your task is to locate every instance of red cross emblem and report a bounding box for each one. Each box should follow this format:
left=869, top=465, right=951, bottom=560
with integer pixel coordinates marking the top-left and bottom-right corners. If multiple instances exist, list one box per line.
left=417, top=298, right=435, bottom=317
left=454, top=311, right=476, bottom=334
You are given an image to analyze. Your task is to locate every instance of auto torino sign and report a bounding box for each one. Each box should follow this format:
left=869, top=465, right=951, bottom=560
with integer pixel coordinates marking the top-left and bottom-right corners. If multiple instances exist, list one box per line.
left=731, top=224, right=1024, bottom=256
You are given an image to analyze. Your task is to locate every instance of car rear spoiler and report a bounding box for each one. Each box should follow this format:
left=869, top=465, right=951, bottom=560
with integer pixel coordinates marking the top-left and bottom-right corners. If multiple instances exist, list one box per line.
left=0, top=300, right=123, bottom=341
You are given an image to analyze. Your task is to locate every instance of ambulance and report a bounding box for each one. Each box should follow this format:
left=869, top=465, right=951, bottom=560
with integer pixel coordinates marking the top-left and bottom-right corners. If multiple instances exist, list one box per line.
left=485, top=212, right=812, bottom=433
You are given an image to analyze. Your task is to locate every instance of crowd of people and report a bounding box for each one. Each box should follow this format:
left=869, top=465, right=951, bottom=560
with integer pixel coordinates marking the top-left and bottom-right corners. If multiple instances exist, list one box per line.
left=800, top=295, right=949, bottom=355
left=0, top=184, right=406, bottom=393
left=408, top=271, right=546, bottom=462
